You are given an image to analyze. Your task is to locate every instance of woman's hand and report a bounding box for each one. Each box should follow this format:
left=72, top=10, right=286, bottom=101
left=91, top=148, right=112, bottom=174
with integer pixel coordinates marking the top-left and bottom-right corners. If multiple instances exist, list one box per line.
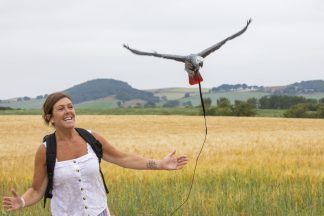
left=2, top=189, right=24, bottom=211
left=160, top=149, right=188, bottom=170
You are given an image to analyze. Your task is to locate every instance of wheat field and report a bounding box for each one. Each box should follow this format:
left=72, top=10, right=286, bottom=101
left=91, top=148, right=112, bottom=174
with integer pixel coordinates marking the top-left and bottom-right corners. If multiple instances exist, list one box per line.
left=0, top=115, right=323, bottom=215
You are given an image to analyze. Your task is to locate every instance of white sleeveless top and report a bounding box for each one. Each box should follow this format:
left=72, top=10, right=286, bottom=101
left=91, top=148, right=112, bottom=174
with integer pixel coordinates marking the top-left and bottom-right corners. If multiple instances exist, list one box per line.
left=43, top=134, right=109, bottom=216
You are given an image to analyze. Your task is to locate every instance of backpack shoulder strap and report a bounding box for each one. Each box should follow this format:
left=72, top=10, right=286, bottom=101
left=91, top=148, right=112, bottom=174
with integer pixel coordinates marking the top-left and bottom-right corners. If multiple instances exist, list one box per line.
left=75, top=128, right=103, bottom=160
left=75, top=128, right=109, bottom=194
left=43, top=132, right=57, bottom=208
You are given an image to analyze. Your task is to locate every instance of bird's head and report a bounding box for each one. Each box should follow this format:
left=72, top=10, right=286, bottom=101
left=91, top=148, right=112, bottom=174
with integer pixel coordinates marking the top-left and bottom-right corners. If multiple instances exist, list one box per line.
left=191, top=55, right=204, bottom=68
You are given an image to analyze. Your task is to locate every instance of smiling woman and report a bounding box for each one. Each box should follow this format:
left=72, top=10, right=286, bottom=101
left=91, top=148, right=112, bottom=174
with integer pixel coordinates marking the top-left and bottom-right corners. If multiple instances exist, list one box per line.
left=2, top=92, right=188, bottom=216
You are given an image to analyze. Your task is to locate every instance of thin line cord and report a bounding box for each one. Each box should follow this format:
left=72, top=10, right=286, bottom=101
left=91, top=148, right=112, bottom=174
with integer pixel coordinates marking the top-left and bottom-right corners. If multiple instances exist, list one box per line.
left=169, top=82, right=207, bottom=215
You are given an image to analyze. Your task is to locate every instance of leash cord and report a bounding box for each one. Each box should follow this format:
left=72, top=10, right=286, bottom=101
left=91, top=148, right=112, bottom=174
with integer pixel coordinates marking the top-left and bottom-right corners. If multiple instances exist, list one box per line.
left=169, top=82, right=207, bottom=215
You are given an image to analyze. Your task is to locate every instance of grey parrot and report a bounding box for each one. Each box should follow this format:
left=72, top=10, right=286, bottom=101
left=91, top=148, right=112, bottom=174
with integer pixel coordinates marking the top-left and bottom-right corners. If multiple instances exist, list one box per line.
left=123, top=19, right=252, bottom=85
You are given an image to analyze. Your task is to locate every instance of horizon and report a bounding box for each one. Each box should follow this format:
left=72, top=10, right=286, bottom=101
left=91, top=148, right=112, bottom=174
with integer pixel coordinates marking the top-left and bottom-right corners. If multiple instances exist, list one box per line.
left=1, top=78, right=323, bottom=100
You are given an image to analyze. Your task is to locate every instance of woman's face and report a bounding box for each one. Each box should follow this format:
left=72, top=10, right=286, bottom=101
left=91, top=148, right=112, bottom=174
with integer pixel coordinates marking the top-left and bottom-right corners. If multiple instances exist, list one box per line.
left=50, top=97, right=76, bottom=129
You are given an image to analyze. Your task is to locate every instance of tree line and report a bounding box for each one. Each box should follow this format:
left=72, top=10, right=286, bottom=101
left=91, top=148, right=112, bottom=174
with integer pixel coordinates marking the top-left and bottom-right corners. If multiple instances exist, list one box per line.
left=200, top=97, right=256, bottom=116
left=258, top=95, right=323, bottom=109
left=199, top=95, right=324, bottom=118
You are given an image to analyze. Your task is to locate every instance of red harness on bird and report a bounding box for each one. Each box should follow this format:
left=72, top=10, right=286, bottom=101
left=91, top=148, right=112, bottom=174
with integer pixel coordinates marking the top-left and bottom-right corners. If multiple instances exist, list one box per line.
left=189, top=72, right=203, bottom=85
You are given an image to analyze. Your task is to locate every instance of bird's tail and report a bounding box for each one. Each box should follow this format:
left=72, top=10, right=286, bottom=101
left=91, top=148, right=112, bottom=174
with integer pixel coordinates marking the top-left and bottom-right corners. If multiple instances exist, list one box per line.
left=189, top=72, right=203, bottom=85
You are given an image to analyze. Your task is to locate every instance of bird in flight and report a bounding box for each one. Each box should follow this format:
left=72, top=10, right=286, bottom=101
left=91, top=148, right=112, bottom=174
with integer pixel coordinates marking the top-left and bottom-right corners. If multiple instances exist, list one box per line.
left=123, top=19, right=252, bottom=85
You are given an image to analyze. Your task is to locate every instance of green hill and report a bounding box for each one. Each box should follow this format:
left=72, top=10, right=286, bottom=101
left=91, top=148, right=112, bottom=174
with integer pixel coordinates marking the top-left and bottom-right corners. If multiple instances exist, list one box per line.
left=75, top=96, right=119, bottom=109
left=64, top=79, right=159, bottom=104
left=272, top=80, right=324, bottom=95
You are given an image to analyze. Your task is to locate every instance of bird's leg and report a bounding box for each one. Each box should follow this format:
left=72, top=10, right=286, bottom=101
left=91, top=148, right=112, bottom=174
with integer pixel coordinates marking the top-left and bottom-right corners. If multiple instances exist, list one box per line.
left=185, top=62, right=203, bottom=85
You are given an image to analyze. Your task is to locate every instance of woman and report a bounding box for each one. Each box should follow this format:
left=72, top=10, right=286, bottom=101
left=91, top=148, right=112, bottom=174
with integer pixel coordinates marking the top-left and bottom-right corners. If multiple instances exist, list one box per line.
left=2, top=92, right=188, bottom=216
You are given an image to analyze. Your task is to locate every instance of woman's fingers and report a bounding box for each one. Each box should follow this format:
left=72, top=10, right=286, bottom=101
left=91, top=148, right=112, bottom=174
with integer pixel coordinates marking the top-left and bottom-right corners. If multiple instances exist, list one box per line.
left=3, top=197, right=12, bottom=202
left=177, top=161, right=188, bottom=166
left=2, top=191, right=20, bottom=211
left=175, top=156, right=189, bottom=170
left=3, top=199, right=13, bottom=205
left=177, top=156, right=188, bottom=163
left=2, top=198, right=14, bottom=210
left=2, top=198, right=15, bottom=208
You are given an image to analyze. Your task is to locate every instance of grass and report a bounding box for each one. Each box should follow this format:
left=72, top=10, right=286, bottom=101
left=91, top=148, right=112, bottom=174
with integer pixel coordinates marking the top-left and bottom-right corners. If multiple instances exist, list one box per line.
left=0, top=116, right=323, bottom=215
left=256, top=109, right=287, bottom=117
left=105, top=167, right=323, bottom=216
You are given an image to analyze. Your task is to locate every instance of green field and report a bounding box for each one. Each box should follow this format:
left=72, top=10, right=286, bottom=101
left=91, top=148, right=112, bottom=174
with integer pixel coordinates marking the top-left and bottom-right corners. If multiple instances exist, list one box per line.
left=0, top=108, right=289, bottom=117
left=0, top=98, right=45, bottom=109
left=298, top=93, right=324, bottom=100
left=147, top=87, right=210, bottom=101
left=179, top=91, right=270, bottom=106
left=0, top=107, right=199, bottom=116
left=1, top=89, right=323, bottom=119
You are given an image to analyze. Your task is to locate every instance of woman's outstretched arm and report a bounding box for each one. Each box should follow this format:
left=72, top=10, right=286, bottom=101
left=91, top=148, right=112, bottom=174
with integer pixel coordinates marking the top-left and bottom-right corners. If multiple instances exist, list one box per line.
left=92, top=131, right=188, bottom=170
left=2, top=144, right=48, bottom=211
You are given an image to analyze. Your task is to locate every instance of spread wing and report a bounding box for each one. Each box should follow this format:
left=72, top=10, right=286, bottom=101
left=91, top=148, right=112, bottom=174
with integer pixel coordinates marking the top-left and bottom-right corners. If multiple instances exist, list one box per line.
left=123, top=44, right=186, bottom=63
left=197, top=19, right=252, bottom=58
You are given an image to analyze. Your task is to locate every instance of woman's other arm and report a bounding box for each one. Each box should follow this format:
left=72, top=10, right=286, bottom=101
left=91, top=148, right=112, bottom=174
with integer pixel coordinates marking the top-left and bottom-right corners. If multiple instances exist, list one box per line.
left=2, top=144, right=48, bottom=211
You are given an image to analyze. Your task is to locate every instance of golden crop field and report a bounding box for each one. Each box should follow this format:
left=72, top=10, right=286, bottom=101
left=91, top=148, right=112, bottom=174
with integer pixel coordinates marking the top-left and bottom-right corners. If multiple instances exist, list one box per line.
left=0, top=115, right=323, bottom=215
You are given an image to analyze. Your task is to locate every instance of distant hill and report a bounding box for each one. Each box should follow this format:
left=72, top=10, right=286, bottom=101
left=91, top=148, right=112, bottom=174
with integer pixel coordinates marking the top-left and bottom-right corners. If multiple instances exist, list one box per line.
left=211, top=84, right=263, bottom=93
left=63, top=79, right=159, bottom=104
left=210, top=80, right=324, bottom=95
left=271, top=80, right=324, bottom=95
left=0, top=79, right=159, bottom=109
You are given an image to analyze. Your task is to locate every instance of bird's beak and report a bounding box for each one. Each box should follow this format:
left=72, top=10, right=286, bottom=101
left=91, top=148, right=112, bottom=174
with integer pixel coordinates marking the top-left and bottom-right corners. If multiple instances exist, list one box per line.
left=199, top=62, right=203, bottom=68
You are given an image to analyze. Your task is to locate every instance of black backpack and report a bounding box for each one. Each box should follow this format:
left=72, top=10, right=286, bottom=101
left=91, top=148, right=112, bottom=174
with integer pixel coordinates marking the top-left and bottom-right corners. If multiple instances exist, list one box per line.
left=43, top=128, right=109, bottom=207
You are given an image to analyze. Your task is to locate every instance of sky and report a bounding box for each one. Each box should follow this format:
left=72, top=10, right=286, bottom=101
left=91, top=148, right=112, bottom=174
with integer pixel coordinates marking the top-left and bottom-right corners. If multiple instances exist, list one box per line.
left=0, top=0, right=323, bottom=99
